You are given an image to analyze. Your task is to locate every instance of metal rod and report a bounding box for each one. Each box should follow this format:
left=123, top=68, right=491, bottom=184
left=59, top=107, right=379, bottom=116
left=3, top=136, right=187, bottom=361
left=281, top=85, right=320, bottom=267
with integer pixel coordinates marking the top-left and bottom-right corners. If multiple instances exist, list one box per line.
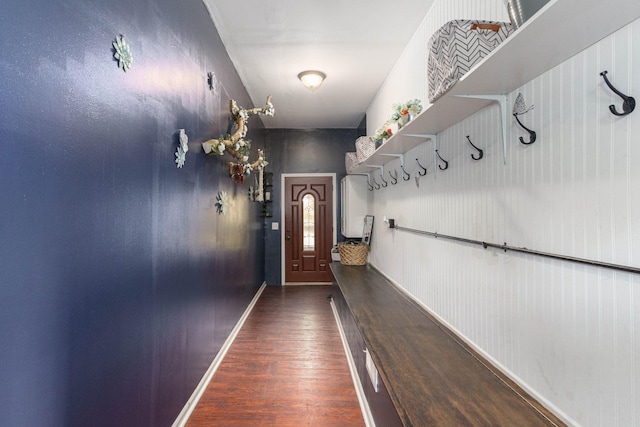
left=394, top=225, right=640, bottom=275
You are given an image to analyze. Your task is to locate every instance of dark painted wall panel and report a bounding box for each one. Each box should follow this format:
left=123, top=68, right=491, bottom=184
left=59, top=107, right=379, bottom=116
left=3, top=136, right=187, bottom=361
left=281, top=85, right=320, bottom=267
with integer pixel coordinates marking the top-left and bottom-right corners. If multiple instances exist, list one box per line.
left=331, top=285, right=403, bottom=427
left=263, top=129, right=360, bottom=285
left=0, top=0, right=265, bottom=425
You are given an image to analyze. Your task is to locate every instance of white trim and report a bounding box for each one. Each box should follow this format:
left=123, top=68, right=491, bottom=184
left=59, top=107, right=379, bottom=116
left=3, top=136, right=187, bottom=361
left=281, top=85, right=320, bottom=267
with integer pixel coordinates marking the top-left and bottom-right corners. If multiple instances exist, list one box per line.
left=330, top=299, right=376, bottom=427
left=281, top=173, right=337, bottom=286
left=172, top=282, right=267, bottom=427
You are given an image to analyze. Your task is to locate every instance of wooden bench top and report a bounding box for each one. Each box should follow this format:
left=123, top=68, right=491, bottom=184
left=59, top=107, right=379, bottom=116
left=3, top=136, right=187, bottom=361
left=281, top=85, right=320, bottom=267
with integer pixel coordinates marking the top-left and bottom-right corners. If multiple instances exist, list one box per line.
left=331, top=263, right=564, bottom=427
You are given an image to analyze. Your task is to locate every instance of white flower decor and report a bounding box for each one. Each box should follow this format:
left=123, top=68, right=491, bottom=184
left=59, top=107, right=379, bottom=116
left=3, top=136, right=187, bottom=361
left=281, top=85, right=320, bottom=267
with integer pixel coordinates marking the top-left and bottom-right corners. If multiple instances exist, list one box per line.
left=215, top=190, right=229, bottom=215
left=175, top=146, right=186, bottom=168
left=202, top=96, right=274, bottom=183
left=179, top=129, right=189, bottom=153
left=174, top=129, right=188, bottom=168
left=113, top=34, right=133, bottom=72
left=202, top=141, right=226, bottom=155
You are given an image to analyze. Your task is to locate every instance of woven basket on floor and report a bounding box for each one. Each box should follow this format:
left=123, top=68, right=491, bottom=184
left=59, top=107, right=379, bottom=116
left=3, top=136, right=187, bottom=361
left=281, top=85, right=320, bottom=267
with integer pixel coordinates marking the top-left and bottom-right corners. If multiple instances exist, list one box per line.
left=338, top=242, right=368, bottom=265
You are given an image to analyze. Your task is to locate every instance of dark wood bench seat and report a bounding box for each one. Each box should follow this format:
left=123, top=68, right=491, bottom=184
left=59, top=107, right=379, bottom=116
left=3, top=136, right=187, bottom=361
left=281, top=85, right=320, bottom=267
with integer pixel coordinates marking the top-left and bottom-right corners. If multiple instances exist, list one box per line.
left=330, top=263, right=565, bottom=427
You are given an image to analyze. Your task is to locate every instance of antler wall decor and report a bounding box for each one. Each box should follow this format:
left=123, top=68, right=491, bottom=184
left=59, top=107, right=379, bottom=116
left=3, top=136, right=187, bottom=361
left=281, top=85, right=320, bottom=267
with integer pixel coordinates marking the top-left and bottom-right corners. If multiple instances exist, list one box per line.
left=202, top=95, right=274, bottom=183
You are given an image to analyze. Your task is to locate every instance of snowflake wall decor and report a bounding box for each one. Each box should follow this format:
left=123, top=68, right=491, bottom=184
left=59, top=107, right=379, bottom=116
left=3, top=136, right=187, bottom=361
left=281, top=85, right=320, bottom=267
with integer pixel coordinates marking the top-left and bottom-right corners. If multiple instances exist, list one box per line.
left=175, top=146, right=186, bottom=168
left=215, top=191, right=229, bottom=215
left=112, top=34, right=133, bottom=72
left=174, top=129, right=188, bottom=168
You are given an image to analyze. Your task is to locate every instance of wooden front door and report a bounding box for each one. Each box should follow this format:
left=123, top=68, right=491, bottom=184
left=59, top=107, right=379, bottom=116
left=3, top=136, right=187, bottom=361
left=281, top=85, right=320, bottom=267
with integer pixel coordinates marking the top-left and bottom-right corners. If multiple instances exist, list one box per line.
left=284, top=176, right=334, bottom=283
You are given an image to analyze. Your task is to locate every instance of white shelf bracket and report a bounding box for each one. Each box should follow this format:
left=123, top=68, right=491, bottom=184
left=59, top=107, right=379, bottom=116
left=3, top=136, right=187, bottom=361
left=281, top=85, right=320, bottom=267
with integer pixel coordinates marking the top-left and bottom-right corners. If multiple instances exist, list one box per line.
left=403, top=134, right=435, bottom=143
left=454, top=94, right=509, bottom=164
left=378, top=153, right=405, bottom=168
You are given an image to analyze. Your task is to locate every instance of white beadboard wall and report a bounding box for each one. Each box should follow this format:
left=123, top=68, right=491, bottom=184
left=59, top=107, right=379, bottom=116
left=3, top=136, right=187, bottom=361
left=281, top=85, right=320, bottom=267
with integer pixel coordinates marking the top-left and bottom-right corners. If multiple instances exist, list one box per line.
left=365, top=2, right=639, bottom=427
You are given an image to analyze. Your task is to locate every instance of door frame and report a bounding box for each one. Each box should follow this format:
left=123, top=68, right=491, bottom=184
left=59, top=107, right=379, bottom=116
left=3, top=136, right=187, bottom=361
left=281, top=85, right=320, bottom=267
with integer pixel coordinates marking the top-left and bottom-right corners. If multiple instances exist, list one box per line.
left=281, top=173, right=337, bottom=285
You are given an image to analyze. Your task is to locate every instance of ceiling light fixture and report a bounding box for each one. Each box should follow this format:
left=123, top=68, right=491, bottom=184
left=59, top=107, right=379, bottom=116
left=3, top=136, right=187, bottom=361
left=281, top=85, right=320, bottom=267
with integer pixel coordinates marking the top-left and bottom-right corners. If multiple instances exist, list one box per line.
left=298, top=70, right=326, bottom=91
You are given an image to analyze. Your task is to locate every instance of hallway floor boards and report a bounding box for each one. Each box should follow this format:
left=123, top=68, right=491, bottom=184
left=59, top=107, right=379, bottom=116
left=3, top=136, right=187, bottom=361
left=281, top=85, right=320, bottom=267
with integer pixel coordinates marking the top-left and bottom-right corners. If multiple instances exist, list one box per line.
left=186, top=285, right=365, bottom=427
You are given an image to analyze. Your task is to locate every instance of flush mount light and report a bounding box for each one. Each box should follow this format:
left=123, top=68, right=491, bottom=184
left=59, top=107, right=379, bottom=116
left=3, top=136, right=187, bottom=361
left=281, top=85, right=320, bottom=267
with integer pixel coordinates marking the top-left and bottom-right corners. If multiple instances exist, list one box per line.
left=298, top=70, right=326, bottom=91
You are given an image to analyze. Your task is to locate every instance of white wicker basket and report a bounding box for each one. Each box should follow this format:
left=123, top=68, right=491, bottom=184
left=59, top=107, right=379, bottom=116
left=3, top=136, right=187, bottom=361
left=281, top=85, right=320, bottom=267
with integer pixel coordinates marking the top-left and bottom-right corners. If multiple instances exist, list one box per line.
left=355, top=136, right=375, bottom=163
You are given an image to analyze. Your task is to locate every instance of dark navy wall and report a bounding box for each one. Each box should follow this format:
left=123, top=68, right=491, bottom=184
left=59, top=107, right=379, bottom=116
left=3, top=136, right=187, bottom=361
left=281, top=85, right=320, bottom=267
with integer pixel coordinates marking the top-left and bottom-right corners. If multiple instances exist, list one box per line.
left=263, top=129, right=360, bottom=285
left=0, top=0, right=265, bottom=425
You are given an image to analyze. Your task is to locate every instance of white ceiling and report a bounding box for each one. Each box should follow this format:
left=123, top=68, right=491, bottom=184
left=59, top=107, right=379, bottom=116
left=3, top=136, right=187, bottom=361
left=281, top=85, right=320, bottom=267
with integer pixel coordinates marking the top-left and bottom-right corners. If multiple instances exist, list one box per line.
left=203, top=0, right=436, bottom=129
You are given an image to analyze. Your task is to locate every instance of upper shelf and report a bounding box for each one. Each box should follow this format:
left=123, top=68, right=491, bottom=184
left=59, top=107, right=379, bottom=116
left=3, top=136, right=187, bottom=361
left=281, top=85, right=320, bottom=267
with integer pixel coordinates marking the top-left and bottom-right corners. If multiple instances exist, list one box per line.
left=350, top=0, right=640, bottom=174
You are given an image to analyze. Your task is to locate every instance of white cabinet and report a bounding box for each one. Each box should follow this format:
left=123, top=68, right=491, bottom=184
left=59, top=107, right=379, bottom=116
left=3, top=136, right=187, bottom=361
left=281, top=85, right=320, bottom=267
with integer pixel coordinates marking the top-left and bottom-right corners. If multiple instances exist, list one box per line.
left=341, top=175, right=369, bottom=238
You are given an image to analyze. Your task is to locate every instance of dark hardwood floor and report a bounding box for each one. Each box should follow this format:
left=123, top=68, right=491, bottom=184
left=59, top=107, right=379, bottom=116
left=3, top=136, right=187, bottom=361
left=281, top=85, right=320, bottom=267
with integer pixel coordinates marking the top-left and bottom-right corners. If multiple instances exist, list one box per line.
left=186, top=285, right=365, bottom=427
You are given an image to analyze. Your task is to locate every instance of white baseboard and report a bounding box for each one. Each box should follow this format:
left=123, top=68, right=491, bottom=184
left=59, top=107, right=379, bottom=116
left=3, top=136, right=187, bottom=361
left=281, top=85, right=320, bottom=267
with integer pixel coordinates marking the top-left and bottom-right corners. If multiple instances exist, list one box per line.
left=330, top=299, right=376, bottom=427
left=172, top=282, right=267, bottom=427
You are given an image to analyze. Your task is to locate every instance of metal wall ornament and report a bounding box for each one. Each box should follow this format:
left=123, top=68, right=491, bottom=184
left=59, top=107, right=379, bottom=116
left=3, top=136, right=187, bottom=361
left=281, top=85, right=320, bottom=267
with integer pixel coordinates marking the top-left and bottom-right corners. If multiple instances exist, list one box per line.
left=512, top=92, right=536, bottom=145
left=112, top=34, right=133, bottom=72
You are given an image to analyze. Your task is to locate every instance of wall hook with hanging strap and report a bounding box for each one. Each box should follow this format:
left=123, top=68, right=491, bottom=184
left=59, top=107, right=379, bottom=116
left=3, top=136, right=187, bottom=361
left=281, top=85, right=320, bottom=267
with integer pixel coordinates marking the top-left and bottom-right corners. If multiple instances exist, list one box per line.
left=466, top=135, right=483, bottom=160
left=513, top=114, right=536, bottom=145
left=389, top=170, right=398, bottom=185
left=435, top=150, right=449, bottom=170
left=600, top=70, right=635, bottom=116
left=416, top=158, right=427, bottom=176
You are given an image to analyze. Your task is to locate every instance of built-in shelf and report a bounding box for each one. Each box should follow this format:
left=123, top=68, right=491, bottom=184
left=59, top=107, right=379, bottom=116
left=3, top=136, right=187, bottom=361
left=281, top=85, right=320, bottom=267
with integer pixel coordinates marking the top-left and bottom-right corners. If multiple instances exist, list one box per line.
left=350, top=0, right=640, bottom=174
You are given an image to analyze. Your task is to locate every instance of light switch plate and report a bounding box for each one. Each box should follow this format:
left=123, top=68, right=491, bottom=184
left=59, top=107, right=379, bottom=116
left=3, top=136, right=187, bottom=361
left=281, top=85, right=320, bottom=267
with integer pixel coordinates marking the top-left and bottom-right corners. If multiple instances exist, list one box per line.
left=271, top=222, right=279, bottom=230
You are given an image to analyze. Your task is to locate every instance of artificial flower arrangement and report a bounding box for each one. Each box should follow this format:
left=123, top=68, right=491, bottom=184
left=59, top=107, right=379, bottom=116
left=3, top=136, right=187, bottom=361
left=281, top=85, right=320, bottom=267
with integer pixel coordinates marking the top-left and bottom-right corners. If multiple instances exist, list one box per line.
left=390, top=99, right=423, bottom=125
left=373, top=99, right=423, bottom=145
left=202, top=96, right=273, bottom=183
left=374, top=126, right=393, bottom=142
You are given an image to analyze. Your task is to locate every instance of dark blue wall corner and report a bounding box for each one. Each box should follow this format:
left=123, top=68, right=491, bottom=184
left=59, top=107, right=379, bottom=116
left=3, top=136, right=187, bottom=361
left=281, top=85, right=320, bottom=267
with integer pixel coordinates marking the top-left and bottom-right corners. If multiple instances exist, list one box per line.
left=0, top=0, right=265, bottom=425
left=263, top=129, right=359, bottom=286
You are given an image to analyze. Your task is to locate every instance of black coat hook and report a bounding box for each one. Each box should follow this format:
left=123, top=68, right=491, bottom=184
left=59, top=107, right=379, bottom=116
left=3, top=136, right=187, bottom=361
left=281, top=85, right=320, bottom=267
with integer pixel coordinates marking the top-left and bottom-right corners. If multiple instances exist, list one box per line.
left=380, top=173, right=388, bottom=187
left=466, top=135, right=483, bottom=160
left=435, top=150, right=449, bottom=170
left=513, top=114, right=536, bottom=145
left=372, top=177, right=380, bottom=190
left=416, top=158, right=427, bottom=176
left=367, top=178, right=373, bottom=191
left=600, top=70, right=635, bottom=116
left=401, top=165, right=411, bottom=181
left=389, top=170, right=398, bottom=185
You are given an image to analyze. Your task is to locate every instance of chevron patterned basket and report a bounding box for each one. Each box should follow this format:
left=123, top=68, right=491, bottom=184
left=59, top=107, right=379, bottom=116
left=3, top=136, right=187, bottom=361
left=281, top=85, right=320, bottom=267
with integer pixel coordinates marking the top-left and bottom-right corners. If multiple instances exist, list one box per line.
left=427, top=20, right=513, bottom=103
